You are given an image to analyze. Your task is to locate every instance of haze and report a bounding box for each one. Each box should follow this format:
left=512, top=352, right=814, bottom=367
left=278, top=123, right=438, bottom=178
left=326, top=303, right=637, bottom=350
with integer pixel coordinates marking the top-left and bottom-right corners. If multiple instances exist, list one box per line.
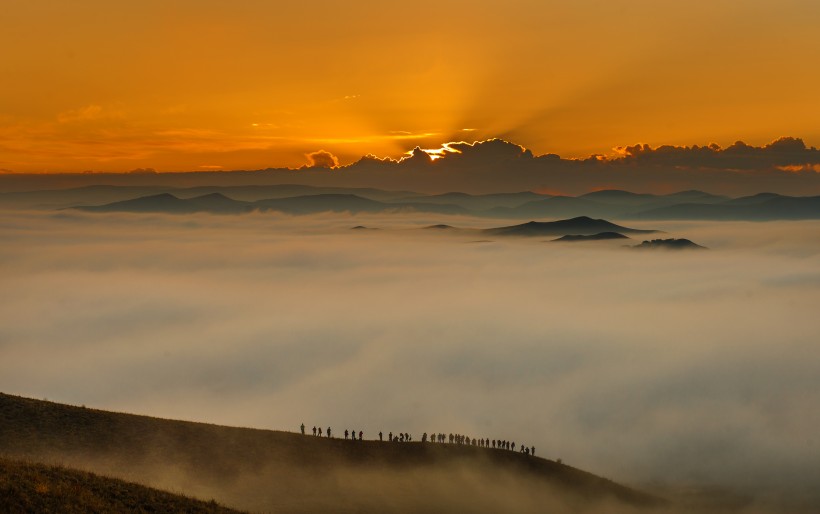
left=2, top=209, right=818, bottom=510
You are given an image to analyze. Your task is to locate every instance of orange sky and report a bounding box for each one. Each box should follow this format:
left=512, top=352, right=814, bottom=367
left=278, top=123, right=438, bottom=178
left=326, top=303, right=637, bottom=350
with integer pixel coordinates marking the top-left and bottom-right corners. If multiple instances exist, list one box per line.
left=1, top=0, right=819, bottom=173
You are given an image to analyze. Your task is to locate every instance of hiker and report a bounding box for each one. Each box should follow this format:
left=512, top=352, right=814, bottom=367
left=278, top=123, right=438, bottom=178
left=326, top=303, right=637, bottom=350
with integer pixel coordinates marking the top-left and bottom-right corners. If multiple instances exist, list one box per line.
left=345, top=429, right=349, bottom=439
left=312, top=426, right=316, bottom=436
left=351, top=430, right=356, bottom=441
left=520, top=444, right=525, bottom=453
left=532, top=446, right=535, bottom=457
left=301, top=423, right=305, bottom=435
left=379, top=431, right=383, bottom=441
left=327, top=427, right=331, bottom=438
left=359, top=431, right=363, bottom=440
left=511, top=442, right=515, bottom=451
left=422, top=433, right=427, bottom=443
left=400, top=433, right=404, bottom=442
left=318, top=427, right=322, bottom=437
left=389, top=432, right=393, bottom=442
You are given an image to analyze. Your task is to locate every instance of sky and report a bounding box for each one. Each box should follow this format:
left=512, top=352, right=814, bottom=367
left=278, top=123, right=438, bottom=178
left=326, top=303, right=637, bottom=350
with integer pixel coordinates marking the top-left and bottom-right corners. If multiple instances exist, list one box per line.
left=2, top=0, right=820, bottom=173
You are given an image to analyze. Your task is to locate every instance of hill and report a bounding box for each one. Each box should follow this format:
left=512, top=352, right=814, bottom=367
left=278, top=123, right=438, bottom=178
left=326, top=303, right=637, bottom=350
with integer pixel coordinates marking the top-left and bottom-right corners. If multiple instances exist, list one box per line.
left=632, top=239, right=707, bottom=250
left=0, top=393, right=664, bottom=514
left=634, top=194, right=820, bottom=220
left=0, top=457, right=242, bottom=514
left=485, top=216, right=658, bottom=237
left=73, top=192, right=468, bottom=216
left=73, top=193, right=252, bottom=214
left=552, top=232, right=630, bottom=242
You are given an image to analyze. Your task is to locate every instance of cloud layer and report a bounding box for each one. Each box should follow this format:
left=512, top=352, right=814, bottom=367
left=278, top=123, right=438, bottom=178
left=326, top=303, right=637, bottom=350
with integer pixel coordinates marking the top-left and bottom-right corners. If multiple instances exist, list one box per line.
left=1, top=210, right=819, bottom=510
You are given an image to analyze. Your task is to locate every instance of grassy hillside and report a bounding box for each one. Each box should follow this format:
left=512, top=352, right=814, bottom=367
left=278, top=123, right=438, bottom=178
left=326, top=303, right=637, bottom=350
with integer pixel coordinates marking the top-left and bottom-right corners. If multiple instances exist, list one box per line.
left=0, top=457, right=243, bottom=514
left=0, top=392, right=664, bottom=513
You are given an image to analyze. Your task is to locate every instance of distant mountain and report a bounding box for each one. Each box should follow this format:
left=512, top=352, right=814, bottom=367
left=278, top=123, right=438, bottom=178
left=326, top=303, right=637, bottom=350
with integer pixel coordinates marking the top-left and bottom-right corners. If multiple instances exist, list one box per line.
left=423, top=224, right=456, bottom=230
left=632, top=238, right=706, bottom=250
left=579, top=190, right=659, bottom=206
left=74, top=193, right=252, bottom=214
left=485, top=190, right=736, bottom=220
left=255, top=194, right=467, bottom=215
left=43, top=186, right=820, bottom=220
left=74, top=193, right=468, bottom=216
left=552, top=232, right=630, bottom=242
left=486, top=196, right=617, bottom=219
left=485, top=216, right=658, bottom=237
left=634, top=195, right=820, bottom=220
left=391, top=191, right=548, bottom=210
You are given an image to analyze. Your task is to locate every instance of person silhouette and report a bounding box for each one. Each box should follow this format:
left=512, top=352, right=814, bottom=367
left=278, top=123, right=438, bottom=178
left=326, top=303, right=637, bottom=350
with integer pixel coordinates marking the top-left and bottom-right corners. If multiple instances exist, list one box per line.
left=351, top=430, right=355, bottom=441
left=318, top=427, right=322, bottom=437
left=379, top=431, right=383, bottom=441
left=301, top=423, right=305, bottom=435
left=359, top=431, right=363, bottom=440
left=345, top=429, right=349, bottom=440
left=389, top=432, right=393, bottom=442
left=312, top=426, right=316, bottom=436
left=327, top=427, right=331, bottom=438
left=531, top=446, right=535, bottom=457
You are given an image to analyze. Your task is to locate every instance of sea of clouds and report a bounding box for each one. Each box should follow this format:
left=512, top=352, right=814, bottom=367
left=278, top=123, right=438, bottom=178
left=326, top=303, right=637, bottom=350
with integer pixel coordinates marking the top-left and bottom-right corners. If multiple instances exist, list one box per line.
left=1, top=209, right=818, bottom=509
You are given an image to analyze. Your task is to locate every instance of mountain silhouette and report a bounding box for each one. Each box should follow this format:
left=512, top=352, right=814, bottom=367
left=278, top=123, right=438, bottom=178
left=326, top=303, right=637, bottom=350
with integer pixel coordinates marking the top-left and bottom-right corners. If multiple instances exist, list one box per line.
left=74, top=193, right=468, bottom=216
left=552, top=232, right=630, bottom=242
left=632, top=238, right=706, bottom=250
left=74, top=193, right=252, bottom=214
left=634, top=194, right=820, bottom=220
left=485, top=216, right=658, bottom=237
left=391, top=191, right=548, bottom=210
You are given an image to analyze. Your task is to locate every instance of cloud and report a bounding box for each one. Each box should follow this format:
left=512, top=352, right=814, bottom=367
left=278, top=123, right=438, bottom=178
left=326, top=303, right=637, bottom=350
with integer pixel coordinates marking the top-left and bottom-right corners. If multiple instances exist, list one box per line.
left=608, top=137, right=820, bottom=170
left=1, top=211, right=819, bottom=511
left=2, top=136, right=820, bottom=196
left=305, top=150, right=340, bottom=169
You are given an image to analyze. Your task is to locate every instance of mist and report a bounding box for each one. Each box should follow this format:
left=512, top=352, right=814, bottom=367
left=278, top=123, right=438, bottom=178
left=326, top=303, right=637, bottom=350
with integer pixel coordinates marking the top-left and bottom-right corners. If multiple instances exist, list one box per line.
left=1, top=209, right=819, bottom=510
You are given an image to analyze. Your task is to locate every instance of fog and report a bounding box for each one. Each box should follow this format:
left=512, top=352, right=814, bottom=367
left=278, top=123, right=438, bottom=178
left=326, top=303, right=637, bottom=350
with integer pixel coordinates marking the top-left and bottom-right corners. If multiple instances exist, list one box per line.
left=1, top=209, right=819, bottom=510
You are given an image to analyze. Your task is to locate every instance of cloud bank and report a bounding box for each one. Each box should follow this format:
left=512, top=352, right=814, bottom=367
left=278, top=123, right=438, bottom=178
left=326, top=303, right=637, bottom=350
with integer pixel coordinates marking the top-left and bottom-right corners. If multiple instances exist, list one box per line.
left=3, top=137, right=819, bottom=196
left=1, top=210, right=819, bottom=510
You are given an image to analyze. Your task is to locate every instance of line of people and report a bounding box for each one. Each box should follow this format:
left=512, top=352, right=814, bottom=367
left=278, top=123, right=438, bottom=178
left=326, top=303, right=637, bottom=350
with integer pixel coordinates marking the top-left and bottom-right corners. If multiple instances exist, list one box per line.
left=301, top=423, right=534, bottom=456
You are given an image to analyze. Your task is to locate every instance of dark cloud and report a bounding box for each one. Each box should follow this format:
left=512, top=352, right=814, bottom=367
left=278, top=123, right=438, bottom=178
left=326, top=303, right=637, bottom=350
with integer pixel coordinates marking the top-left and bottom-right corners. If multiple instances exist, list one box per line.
left=2, top=138, right=819, bottom=196
left=610, top=137, right=820, bottom=170
left=305, top=150, right=340, bottom=169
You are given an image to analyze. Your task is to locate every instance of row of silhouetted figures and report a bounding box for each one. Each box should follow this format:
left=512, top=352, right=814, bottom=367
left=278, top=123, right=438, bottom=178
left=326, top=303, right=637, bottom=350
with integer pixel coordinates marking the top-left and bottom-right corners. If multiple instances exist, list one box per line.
left=300, top=424, right=535, bottom=456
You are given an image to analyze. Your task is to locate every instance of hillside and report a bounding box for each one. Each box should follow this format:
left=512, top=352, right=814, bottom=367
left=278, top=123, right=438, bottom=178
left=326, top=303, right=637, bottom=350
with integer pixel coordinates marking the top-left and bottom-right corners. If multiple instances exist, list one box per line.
left=0, top=457, right=243, bottom=514
left=0, top=393, right=664, bottom=513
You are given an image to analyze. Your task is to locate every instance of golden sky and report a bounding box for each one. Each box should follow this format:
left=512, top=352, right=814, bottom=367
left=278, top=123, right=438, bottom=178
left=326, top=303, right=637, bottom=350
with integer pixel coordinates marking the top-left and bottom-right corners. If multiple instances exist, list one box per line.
left=1, top=0, right=819, bottom=173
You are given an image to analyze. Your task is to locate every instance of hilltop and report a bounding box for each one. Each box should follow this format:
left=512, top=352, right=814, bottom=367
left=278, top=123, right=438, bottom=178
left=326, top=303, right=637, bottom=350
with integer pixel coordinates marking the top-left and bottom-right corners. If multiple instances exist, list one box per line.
left=484, top=216, right=658, bottom=237
left=0, top=393, right=664, bottom=513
